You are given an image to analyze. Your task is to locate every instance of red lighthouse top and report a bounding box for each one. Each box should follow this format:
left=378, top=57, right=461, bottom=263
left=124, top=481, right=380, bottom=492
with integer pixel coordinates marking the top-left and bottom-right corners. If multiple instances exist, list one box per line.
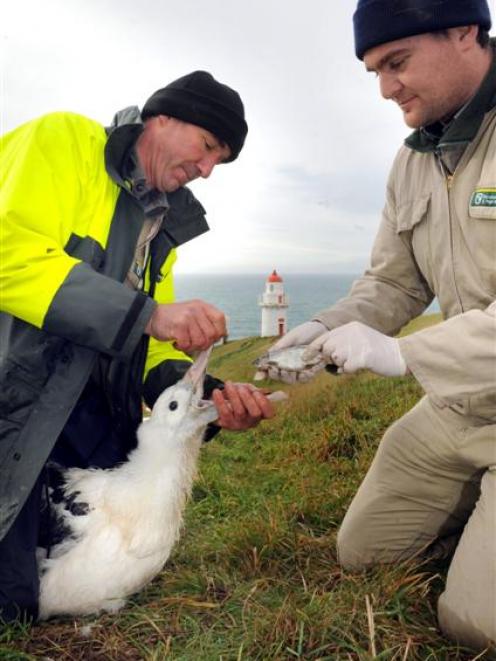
left=267, top=269, right=283, bottom=283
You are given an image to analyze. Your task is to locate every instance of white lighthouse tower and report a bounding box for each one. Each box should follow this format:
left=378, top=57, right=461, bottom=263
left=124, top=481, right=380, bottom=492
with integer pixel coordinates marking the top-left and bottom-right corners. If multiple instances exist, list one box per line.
left=259, top=270, right=289, bottom=337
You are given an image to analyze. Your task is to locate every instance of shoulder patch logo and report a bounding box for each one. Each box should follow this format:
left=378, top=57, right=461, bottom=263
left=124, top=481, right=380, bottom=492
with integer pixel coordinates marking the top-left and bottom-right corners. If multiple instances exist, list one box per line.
left=470, top=188, right=496, bottom=208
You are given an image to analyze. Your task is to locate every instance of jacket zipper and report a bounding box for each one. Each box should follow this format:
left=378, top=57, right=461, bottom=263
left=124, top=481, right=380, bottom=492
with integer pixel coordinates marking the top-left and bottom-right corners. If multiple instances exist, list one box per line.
left=445, top=173, right=464, bottom=313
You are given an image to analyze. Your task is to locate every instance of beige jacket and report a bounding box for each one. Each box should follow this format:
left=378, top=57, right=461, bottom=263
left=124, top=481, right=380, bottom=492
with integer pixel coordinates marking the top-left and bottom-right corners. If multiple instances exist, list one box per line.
left=316, top=109, right=496, bottom=421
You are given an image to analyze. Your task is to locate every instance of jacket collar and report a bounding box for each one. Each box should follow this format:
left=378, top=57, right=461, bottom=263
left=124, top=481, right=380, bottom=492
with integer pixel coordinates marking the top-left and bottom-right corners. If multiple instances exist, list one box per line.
left=104, top=106, right=144, bottom=188
left=405, top=39, right=496, bottom=154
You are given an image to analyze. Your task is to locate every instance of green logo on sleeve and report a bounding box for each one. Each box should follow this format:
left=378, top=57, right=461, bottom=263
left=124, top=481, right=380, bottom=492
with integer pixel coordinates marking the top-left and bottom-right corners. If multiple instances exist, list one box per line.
left=470, top=188, right=496, bottom=207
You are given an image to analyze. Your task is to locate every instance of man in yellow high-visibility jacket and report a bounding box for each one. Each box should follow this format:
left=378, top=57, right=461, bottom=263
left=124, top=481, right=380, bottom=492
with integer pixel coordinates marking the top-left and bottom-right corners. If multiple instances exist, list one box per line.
left=0, top=71, right=274, bottom=622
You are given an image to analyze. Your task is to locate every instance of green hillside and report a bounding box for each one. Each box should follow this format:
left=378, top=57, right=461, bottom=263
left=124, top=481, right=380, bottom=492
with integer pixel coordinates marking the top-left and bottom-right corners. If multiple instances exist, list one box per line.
left=4, top=314, right=490, bottom=660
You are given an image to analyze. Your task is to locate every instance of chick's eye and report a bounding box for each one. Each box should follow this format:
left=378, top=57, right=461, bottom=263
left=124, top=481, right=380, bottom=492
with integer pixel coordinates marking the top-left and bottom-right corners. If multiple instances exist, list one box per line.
left=169, top=401, right=178, bottom=411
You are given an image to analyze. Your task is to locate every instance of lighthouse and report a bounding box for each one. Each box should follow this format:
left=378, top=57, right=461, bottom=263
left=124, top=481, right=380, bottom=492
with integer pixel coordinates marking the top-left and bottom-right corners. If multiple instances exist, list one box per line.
left=259, top=270, right=289, bottom=337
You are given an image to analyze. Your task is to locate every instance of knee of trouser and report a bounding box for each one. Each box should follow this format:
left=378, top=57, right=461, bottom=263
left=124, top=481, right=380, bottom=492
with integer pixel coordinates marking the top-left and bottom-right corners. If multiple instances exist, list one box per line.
left=336, top=421, right=405, bottom=572
left=336, top=516, right=374, bottom=571
left=437, top=469, right=496, bottom=653
left=438, top=593, right=496, bottom=653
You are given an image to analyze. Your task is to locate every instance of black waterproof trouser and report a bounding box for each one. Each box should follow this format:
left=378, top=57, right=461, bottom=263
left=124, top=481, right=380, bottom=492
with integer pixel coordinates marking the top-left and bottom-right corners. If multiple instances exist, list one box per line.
left=0, top=476, right=43, bottom=623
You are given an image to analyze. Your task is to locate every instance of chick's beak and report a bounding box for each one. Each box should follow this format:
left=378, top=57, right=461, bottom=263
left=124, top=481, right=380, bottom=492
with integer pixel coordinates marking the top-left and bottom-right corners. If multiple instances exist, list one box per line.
left=183, top=347, right=213, bottom=397
left=183, top=346, right=220, bottom=424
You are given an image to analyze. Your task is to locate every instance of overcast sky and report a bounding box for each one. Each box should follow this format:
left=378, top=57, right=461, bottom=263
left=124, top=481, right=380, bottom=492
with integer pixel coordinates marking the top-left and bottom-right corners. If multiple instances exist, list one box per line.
left=3, top=1, right=495, bottom=275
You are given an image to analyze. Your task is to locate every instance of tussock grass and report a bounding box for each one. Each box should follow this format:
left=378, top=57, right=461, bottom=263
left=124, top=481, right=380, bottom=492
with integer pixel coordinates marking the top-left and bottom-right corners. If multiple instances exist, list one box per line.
left=2, top=314, right=493, bottom=660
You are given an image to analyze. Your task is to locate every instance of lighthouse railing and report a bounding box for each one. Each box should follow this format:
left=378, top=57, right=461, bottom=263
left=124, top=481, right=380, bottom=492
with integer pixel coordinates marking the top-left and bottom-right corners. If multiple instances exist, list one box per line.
left=258, top=294, right=289, bottom=307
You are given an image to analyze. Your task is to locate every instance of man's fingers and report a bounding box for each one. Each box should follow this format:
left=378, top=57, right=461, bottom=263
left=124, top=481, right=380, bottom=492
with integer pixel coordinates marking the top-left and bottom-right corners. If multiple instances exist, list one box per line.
left=233, top=384, right=273, bottom=419
left=234, top=382, right=259, bottom=394
left=202, top=302, right=227, bottom=339
left=301, top=345, right=320, bottom=361
left=183, top=301, right=226, bottom=348
left=187, top=314, right=220, bottom=349
left=172, top=316, right=203, bottom=352
left=146, top=300, right=227, bottom=351
left=211, top=388, right=231, bottom=422
left=223, top=382, right=248, bottom=418
left=251, top=389, right=275, bottom=418
left=211, top=391, right=238, bottom=428
left=211, top=383, right=274, bottom=430
left=179, top=301, right=225, bottom=348
left=318, top=338, right=338, bottom=361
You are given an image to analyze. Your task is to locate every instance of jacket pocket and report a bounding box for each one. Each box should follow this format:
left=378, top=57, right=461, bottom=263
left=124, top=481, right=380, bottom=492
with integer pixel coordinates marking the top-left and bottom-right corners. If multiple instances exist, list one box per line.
left=396, top=194, right=431, bottom=233
left=0, top=360, right=45, bottom=466
left=395, top=194, right=434, bottom=289
left=0, top=360, right=45, bottom=424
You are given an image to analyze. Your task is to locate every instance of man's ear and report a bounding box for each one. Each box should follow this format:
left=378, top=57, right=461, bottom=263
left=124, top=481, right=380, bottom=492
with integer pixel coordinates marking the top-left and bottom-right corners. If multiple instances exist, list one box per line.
left=452, top=24, right=479, bottom=50
left=142, top=115, right=165, bottom=130
left=158, top=115, right=182, bottom=128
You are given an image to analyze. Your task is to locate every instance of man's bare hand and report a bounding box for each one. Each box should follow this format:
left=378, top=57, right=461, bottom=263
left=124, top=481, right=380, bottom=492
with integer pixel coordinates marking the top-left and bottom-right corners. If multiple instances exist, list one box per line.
left=211, top=382, right=275, bottom=431
left=145, top=300, right=227, bottom=352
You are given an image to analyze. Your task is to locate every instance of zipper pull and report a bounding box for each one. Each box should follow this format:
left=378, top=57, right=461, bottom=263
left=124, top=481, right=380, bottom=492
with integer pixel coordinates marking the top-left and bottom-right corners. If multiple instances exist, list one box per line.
left=446, top=174, right=454, bottom=190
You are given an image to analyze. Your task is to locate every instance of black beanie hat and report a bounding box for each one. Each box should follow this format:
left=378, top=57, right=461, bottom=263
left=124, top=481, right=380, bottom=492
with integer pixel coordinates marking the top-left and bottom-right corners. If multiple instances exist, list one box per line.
left=141, top=71, right=248, bottom=162
left=353, top=0, right=492, bottom=60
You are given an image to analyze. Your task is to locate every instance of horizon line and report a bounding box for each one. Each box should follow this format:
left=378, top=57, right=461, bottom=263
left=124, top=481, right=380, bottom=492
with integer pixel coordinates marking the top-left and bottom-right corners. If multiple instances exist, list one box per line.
left=175, top=271, right=362, bottom=277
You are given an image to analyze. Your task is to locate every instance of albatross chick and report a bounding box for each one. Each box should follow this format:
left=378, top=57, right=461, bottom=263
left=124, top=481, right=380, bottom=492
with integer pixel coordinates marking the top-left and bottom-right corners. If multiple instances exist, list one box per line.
left=38, top=349, right=219, bottom=619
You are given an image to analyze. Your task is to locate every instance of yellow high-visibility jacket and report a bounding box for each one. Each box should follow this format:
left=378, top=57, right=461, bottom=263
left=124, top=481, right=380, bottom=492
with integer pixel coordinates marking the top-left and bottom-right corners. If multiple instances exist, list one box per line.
left=0, top=110, right=217, bottom=539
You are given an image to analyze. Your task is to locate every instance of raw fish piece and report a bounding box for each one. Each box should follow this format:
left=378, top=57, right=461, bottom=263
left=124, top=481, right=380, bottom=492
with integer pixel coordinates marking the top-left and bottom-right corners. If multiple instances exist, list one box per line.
left=253, top=345, right=326, bottom=373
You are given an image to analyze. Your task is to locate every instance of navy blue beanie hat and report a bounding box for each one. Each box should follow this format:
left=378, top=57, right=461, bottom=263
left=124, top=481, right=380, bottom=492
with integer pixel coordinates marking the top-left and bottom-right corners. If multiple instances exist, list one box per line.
left=353, top=0, right=492, bottom=60
left=141, top=71, right=248, bottom=162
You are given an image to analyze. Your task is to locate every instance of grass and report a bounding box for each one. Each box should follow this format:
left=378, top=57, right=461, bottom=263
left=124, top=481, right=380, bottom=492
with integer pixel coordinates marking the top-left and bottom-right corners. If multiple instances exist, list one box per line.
left=1, top=314, right=493, bottom=660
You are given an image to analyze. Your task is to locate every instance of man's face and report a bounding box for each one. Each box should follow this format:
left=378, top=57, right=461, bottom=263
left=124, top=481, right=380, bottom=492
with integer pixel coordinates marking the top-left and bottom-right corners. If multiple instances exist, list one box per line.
left=363, top=30, right=476, bottom=128
left=136, top=116, right=232, bottom=193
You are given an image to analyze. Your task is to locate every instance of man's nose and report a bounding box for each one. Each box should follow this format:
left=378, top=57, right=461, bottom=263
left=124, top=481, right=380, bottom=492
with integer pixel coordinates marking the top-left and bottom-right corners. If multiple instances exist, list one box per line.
left=197, top=154, right=218, bottom=179
left=379, top=72, right=402, bottom=100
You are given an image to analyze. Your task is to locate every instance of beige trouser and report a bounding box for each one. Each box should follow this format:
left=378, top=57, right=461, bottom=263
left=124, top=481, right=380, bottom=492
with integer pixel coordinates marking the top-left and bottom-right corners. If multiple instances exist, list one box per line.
left=336, top=396, right=496, bottom=651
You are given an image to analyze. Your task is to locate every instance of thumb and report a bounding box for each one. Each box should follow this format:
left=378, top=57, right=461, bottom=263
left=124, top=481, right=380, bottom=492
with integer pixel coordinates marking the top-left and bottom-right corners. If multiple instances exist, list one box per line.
left=302, top=333, right=327, bottom=360
left=301, top=344, right=321, bottom=361
left=270, top=334, right=295, bottom=351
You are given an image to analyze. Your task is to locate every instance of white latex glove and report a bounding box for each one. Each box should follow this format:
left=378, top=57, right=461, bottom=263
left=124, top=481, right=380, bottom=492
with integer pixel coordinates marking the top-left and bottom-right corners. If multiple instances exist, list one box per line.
left=253, top=320, right=328, bottom=383
left=303, top=321, right=407, bottom=377
left=270, top=320, right=328, bottom=351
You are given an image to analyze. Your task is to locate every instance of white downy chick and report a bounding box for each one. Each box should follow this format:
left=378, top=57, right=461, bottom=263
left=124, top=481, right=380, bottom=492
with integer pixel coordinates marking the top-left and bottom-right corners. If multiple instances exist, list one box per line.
left=38, top=348, right=219, bottom=619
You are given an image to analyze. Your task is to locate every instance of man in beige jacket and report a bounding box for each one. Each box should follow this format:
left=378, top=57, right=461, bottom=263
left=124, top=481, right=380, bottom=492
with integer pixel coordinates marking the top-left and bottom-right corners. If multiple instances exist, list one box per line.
left=257, top=0, right=496, bottom=651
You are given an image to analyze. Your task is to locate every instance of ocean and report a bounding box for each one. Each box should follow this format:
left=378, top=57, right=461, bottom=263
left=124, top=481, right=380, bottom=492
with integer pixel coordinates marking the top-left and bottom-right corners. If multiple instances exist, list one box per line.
left=175, top=273, right=440, bottom=340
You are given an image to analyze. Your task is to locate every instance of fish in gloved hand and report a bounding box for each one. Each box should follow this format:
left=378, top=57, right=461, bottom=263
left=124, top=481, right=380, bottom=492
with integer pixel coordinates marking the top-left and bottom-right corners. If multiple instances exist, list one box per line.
left=253, top=345, right=338, bottom=384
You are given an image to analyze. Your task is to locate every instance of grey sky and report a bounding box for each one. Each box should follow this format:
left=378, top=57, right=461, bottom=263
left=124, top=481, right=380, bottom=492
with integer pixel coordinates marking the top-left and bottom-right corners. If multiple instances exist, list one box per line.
left=3, top=1, right=494, bottom=274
